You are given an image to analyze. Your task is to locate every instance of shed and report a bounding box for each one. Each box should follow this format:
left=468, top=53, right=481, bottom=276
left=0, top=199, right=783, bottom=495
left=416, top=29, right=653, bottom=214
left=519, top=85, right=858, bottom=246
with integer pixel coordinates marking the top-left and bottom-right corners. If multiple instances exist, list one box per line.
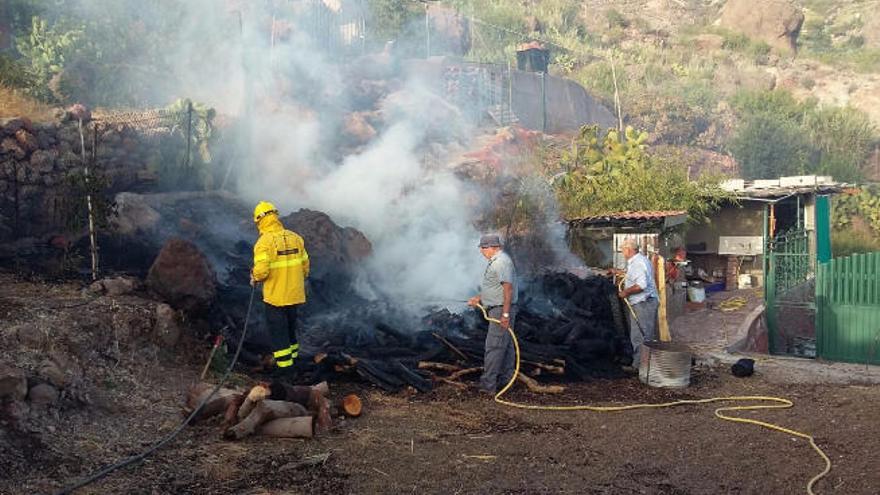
left=565, top=210, right=688, bottom=269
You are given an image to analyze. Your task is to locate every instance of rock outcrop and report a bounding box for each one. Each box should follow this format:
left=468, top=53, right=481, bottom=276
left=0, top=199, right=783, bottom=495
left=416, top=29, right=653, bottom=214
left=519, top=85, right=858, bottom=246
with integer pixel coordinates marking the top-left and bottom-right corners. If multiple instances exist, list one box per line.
left=719, top=0, right=804, bottom=53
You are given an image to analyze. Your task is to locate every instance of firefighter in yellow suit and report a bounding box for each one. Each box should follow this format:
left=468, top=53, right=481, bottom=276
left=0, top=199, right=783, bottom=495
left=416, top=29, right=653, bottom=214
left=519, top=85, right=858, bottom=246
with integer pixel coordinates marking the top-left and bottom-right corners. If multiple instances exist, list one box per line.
left=250, top=201, right=310, bottom=378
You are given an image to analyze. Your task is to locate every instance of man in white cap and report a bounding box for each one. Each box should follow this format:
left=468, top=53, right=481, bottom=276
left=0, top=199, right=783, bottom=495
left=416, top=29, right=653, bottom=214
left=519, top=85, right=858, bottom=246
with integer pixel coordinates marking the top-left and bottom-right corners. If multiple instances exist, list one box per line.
left=468, top=233, right=518, bottom=394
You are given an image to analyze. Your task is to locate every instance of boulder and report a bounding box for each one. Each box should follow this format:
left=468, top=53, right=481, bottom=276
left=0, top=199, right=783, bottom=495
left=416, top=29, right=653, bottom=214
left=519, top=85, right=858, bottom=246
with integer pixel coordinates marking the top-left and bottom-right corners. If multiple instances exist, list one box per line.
left=153, top=303, right=181, bottom=348
left=15, top=324, right=47, bottom=349
left=147, top=238, right=217, bottom=312
left=0, top=399, right=30, bottom=424
left=0, top=363, right=28, bottom=401
left=719, top=0, right=804, bottom=53
left=427, top=4, right=471, bottom=56
left=27, top=383, right=59, bottom=407
left=29, top=149, right=57, bottom=174
left=14, top=129, right=39, bottom=153
left=693, top=34, right=725, bottom=51
left=342, top=112, right=377, bottom=146
left=863, top=12, right=880, bottom=49
left=112, top=192, right=161, bottom=236
left=281, top=209, right=372, bottom=279
left=90, top=275, right=141, bottom=297
left=38, top=354, right=81, bottom=388
left=1, top=137, right=25, bottom=160
left=0, top=117, right=26, bottom=136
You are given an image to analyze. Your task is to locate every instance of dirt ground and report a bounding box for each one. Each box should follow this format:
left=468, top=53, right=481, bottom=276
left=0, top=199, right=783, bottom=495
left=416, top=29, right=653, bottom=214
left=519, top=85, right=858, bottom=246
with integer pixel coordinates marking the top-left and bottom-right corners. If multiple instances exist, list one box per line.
left=2, top=275, right=880, bottom=495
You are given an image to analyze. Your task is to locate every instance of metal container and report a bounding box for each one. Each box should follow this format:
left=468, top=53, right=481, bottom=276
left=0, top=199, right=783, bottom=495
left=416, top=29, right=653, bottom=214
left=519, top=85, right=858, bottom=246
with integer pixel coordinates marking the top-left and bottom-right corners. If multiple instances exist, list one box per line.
left=639, top=341, right=692, bottom=388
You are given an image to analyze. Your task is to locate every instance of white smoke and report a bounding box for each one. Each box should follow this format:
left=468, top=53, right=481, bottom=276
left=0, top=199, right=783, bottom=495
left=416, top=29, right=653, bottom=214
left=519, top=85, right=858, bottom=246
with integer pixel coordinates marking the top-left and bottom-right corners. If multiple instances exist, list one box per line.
left=42, top=0, right=579, bottom=306
left=200, top=1, right=486, bottom=304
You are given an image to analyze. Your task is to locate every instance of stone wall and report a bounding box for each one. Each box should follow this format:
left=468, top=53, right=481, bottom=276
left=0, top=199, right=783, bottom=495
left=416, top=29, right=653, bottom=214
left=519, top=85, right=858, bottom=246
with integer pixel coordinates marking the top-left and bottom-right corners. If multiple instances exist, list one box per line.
left=0, top=115, right=181, bottom=244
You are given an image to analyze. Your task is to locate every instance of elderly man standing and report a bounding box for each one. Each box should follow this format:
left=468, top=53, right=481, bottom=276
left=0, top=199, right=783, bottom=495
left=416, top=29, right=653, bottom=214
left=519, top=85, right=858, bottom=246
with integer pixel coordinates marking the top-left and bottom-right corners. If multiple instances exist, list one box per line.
left=468, top=234, right=518, bottom=395
left=618, top=238, right=659, bottom=369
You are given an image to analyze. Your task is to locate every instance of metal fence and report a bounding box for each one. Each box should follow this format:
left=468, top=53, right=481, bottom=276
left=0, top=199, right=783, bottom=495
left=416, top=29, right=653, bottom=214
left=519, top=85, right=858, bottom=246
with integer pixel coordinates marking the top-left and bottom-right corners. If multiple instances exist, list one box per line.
left=816, top=252, right=880, bottom=365
left=765, top=227, right=816, bottom=356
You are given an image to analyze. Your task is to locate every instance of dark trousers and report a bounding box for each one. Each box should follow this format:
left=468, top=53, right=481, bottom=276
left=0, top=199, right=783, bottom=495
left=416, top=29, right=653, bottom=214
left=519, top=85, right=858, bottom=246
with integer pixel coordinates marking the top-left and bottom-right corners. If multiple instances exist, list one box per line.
left=480, top=306, right=517, bottom=392
left=265, top=304, right=299, bottom=369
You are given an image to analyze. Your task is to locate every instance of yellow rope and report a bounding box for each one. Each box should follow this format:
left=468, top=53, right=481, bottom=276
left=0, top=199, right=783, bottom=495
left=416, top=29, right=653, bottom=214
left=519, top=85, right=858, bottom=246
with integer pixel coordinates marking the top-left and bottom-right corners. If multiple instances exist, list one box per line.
left=475, top=304, right=831, bottom=495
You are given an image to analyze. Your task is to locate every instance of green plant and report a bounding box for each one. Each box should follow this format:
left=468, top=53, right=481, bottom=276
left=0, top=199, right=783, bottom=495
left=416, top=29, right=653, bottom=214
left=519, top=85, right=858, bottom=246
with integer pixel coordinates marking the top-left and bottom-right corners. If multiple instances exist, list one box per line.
left=729, top=114, right=813, bottom=179
left=62, top=168, right=117, bottom=233
left=15, top=16, right=86, bottom=102
left=551, top=125, right=729, bottom=221
left=720, top=30, right=751, bottom=52
left=605, top=9, right=629, bottom=29
left=803, top=106, right=876, bottom=182
left=832, top=228, right=880, bottom=257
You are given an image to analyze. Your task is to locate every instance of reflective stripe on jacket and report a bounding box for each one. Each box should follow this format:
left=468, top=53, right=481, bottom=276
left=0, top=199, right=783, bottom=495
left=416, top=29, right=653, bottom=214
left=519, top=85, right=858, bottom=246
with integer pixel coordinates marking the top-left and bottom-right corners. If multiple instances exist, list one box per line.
left=252, top=214, right=309, bottom=306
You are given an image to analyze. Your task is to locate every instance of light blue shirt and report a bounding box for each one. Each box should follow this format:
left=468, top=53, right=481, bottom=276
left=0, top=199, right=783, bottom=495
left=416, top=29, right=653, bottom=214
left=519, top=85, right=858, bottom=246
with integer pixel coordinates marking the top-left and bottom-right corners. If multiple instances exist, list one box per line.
left=625, top=252, right=657, bottom=305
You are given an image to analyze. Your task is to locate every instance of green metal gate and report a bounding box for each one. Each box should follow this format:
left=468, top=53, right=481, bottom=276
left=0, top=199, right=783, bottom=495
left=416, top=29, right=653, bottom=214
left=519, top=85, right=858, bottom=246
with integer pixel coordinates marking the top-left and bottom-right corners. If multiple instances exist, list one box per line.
left=816, top=252, right=880, bottom=365
left=765, top=227, right=816, bottom=356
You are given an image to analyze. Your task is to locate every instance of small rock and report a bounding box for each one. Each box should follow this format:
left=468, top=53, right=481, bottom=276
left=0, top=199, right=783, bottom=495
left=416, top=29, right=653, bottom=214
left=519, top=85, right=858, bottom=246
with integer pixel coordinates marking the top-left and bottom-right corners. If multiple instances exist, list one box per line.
left=1, top=137, right=26, bottom=160
left=1, top=399, right=30, bottom=425
left=99, top=276, right=141, bottom=297
left=28, top=383, right=59, bottom=407
left=154, top=303, right=181, bottom=348
left=1, top=117, right=26, bottom=135
left=14, top=129, right=39, bottom=152
left=15, top=324, right=47, bottom=349
left=29, top=149, right=57, bottom=173
left=38, top=358, right=74, bottom=388
left=0, top=363, right=28, bottom=401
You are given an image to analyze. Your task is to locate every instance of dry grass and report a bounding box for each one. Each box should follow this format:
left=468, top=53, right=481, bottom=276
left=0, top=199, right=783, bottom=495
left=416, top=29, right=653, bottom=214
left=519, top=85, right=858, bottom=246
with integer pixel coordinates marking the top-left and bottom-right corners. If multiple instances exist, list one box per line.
left=0, top=85, right=57, bottom=122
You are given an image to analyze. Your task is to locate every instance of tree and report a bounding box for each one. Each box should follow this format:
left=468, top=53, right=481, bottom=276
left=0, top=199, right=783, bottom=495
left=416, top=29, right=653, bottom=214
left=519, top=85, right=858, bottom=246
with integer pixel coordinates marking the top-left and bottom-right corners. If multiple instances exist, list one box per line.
left=552, top=125, right=729, bottom=221
left=729, top=114, right=813, bottom=180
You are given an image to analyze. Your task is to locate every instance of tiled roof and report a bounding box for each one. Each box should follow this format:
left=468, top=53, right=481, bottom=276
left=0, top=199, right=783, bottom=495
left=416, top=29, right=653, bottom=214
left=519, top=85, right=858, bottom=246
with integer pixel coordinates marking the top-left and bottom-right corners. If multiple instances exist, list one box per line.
left=566, top=210, right=688, bottom=223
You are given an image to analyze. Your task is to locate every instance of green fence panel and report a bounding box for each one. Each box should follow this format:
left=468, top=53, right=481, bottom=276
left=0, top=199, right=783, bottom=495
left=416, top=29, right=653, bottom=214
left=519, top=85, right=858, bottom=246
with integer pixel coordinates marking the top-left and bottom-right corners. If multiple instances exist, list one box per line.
left=816, top=195, right=831, bottom=263
left=817, top=252, right=880, bottom=365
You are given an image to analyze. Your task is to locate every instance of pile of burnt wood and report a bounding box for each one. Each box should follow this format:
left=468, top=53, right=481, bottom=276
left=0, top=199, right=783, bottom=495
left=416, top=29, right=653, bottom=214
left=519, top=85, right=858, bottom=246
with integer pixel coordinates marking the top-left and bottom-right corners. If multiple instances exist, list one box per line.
left=294, top=271, right=630, bottom=394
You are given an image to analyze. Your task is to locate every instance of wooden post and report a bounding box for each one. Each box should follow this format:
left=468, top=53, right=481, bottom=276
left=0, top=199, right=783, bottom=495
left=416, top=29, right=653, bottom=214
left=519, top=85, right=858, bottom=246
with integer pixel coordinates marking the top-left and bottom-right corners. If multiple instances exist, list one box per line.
left=78, top=118, right=99, bottom=281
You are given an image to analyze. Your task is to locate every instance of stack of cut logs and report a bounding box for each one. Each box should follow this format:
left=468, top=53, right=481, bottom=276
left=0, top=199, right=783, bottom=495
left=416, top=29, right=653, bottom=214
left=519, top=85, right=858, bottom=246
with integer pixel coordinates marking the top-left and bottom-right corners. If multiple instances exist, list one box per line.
left=185, top=381, right=362, bottom=440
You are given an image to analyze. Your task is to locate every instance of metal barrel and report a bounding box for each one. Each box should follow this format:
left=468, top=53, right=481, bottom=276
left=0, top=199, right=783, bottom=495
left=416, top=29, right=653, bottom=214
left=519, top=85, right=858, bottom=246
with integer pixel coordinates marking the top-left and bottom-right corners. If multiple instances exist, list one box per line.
left=638, top=341, right=692, bottom=388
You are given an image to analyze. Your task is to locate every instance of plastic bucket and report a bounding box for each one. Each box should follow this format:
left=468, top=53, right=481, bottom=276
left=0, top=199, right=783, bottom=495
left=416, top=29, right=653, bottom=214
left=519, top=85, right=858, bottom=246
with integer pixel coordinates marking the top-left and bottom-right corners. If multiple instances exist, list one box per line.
left=687, top=286, right=705, bottom=302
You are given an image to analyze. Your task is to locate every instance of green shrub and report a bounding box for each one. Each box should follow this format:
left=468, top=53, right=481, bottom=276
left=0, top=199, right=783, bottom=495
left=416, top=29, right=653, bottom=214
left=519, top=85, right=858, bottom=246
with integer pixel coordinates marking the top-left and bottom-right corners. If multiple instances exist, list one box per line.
left=605, top=9, right=629, bottom=29
left=729, top=114, right=813, bottom=179
left=832, top=228, right=880, bottom=257
left=721, top=31, right=751, bottom=51
left=0, top=53, right=32, bottom=89
left=730, top=89, right=811, bottom=122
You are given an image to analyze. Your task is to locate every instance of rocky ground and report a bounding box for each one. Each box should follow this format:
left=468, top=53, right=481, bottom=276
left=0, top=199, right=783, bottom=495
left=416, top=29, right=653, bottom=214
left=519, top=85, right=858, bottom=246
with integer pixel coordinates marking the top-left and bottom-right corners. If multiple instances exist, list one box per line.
left=2, top=272, right=880, bottom=495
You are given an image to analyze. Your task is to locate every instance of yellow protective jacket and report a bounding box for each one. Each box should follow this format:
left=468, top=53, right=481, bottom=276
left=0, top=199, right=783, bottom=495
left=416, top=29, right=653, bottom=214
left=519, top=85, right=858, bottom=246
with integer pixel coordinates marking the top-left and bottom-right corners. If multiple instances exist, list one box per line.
left=252, top=214, right=310, bottom=307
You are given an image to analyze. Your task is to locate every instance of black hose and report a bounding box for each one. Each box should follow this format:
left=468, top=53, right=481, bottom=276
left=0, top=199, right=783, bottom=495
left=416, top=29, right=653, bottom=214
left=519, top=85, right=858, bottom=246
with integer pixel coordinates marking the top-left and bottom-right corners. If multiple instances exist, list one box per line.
left=54, top=286, right=257, bottom=495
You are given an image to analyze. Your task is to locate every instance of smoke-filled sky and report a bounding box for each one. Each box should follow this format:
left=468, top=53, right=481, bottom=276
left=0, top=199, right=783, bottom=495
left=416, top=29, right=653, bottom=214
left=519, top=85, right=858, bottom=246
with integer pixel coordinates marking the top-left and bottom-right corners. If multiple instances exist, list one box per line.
left=32, top=0, right=581, bottom=305
left=136, top=0, right=489, bottom=303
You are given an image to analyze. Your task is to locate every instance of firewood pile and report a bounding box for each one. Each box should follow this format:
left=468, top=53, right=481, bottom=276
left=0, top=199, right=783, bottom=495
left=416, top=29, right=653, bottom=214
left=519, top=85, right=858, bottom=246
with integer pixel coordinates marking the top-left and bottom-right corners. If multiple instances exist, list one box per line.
left=296, top=272, right=630, bottom=393
left=185, top=381, right=362, bottom=440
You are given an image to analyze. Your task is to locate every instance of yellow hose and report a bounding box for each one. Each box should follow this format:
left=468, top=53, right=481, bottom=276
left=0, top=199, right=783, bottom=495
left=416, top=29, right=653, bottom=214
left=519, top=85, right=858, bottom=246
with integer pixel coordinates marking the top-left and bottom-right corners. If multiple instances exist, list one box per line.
left=717, top=296, right=748, bottom=312
left=475, top=304, right=831, bottom=495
